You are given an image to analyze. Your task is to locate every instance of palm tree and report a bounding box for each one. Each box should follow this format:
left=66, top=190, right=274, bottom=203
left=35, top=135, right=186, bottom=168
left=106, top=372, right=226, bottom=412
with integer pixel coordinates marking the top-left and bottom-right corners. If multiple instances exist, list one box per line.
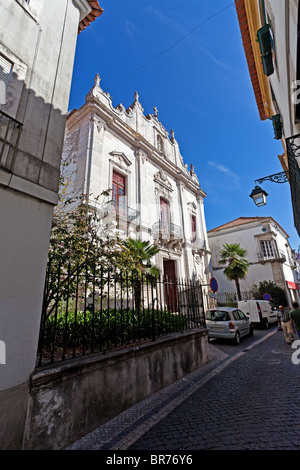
left=218, top=243, right=249, bottom=301
left=124, top=238, right=160, bottom=310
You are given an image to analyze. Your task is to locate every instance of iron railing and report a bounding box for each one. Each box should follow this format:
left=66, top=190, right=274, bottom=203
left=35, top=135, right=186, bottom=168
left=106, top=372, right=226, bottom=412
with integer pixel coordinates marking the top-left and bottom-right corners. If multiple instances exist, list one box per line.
left=37, top=259, right=206, bottom=367
left=258, top=249, right=286, bottom=264
left=286, top=134, right=300, bottom=237
left=0, top=109, right=23, bottom=172
left=191, top=237, right=206, bottom=250
left=102, top=199, right=140, bottom=222
left=214, top=291, right=253, bottom=306
left=152, top=221, right=183, bottom=240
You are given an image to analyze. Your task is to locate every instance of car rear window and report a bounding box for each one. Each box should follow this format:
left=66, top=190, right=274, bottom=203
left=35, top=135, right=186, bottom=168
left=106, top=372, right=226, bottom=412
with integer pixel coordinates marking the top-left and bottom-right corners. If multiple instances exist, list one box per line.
left=206, top=310, right=230, bottom=321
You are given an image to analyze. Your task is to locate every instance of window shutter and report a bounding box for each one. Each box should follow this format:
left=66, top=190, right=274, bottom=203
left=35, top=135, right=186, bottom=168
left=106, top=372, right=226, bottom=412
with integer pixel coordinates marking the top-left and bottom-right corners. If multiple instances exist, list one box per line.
left=160, top=198, right=170, bottom=233
left=191, top=215, right=196, bottom=242
left=0, top=55, right=12, bottom=105
left=112, top=170, right=126, bottom=216
left=112, top=170, right=126, bottom=202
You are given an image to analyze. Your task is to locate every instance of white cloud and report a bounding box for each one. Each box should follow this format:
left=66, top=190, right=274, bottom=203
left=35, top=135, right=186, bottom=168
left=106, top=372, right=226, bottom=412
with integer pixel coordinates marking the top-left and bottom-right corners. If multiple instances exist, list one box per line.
left=125, top=20, right=138, bottom=45
left=207, top=161, right=241, bottom=188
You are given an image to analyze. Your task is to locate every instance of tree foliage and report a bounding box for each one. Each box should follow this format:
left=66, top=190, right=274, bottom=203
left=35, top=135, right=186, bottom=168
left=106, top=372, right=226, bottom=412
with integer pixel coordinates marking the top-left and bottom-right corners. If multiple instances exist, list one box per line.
left=250, top=280, right=287, bottom=307
left=124, top=238, right=160, bottom=277
left=123, top=238, right=160, bottom=310
left=45, top=167, right=161, bottom=317
left=218, top=243, right=249, bottom=301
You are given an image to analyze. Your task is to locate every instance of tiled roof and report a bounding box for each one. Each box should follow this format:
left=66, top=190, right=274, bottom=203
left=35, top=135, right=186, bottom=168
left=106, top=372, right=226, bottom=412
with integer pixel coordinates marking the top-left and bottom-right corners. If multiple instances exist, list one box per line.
left=208, top=217, right=263, bottom=233
left=208, top=216, right=287, bottom=237
left=78, top=1, right=103, bottom=34
left=234, top=0, right=266, bottom=121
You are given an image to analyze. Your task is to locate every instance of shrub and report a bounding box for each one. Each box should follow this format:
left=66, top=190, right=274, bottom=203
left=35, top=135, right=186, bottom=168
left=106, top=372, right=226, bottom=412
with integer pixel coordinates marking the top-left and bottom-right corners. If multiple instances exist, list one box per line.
left=41, top=308, right=188, bottom=358
left=250, top=280, right=287, bottom=307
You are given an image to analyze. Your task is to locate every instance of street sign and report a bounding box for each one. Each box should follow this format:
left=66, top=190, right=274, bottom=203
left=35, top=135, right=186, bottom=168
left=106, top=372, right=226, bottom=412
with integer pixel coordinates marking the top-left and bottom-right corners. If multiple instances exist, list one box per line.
left=263, top=293, right=271, bottom=301
left=210, top=277, right=218, bottom=293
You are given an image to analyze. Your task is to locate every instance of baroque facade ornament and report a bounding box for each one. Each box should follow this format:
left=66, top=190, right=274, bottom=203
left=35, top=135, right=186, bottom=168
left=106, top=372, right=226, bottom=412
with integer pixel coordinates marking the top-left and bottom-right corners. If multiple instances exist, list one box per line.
left=154, top=170, right=173, bottom=200
left=187, top=202, right=197, bottom=214
left=109, top=151, right=132, bottom=170
left=154, top=169, right=172, bottom=188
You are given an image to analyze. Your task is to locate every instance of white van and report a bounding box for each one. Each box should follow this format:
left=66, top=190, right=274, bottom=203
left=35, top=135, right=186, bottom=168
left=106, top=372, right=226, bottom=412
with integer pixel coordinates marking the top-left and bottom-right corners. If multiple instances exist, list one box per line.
left=237, top=300, right=278, bottom=328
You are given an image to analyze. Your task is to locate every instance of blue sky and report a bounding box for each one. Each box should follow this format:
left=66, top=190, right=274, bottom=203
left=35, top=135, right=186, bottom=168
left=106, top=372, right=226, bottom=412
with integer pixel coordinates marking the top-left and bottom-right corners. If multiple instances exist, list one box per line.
left=69, top=0, right=299, bottom=250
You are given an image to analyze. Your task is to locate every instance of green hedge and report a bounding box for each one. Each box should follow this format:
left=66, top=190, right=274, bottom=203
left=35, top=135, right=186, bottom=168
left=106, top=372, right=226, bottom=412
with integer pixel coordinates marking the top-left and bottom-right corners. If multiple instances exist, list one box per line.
left=41, top=308, right=188, bottom=355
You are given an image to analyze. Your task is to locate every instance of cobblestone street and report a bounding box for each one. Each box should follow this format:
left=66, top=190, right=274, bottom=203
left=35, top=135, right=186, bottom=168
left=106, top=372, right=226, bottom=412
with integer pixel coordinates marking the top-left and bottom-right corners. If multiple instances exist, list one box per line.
left=129, top=329, right=300, bottom=451
left=68, top=327, right=300, bottom=451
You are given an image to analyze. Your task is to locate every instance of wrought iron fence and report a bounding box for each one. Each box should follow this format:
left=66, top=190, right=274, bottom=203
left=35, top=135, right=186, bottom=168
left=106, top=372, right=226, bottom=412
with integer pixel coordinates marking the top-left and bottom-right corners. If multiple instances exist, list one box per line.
left=213, top=291, right=253, bottom=307
left=37, top=259, right=206, bottom=367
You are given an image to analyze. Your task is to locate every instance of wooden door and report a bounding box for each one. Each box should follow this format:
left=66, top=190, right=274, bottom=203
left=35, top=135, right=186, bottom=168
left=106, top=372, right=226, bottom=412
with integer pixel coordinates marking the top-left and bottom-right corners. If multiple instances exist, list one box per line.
left=163, top=260, right=178, bottom=312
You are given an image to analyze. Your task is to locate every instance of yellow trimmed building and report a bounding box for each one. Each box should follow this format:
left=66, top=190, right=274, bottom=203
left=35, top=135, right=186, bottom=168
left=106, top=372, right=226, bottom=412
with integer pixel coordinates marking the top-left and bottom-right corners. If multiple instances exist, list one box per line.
left=235, top=0, right=300, bottom=236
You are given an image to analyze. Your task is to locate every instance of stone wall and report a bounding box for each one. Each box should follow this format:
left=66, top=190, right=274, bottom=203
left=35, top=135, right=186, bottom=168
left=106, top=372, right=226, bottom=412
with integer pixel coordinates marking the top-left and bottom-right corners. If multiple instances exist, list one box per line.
left=23, top=329, right=209, bottom=450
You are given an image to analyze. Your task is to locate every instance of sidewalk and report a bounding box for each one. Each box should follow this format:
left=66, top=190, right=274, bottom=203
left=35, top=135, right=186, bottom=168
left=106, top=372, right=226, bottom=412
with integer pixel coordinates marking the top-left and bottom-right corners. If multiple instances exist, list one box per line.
left=66, top=330, right=276, bottom=450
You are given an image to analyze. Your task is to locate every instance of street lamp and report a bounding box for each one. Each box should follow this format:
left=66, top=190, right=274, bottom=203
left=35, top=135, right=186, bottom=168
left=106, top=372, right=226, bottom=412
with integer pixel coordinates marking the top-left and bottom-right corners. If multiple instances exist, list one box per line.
left=249, top=185, right=268, bottom=207
left=249, top=171, right=289, bottom=207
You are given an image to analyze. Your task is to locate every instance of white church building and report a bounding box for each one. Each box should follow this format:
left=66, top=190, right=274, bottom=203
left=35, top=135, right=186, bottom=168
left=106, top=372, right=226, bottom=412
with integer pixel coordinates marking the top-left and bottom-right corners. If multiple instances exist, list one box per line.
left=62, top=74, right=211, bottom=293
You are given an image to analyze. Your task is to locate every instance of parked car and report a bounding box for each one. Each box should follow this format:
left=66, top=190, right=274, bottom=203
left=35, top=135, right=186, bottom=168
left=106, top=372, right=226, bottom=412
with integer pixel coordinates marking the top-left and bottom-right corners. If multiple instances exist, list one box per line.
left=237, top=300, right=278, bottom=329
left=205, top=307, right=253, bottom=344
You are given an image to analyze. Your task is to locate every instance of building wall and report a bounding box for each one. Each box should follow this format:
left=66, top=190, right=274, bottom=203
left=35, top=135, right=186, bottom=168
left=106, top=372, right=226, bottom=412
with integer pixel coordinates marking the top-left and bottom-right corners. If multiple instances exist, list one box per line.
left=0, top=0, right=98, bottom=449
left=209, top=223, right=275, bottom=292
left=235, top=0, right=300, bottom=237
left=208, top=218, right=300, bottom=305
left=260, top=0, right=298, bottom=140
left=24, top=330, right=209, bottom=450
left=62, top=76, right=211, bottom=289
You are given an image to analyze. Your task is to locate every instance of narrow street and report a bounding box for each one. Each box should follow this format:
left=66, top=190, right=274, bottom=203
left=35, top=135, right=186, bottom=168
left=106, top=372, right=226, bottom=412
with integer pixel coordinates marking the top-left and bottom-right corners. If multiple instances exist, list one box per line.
left=129, top=326, right=300, bottom=451
left=68, top=325, right=300, bottom=451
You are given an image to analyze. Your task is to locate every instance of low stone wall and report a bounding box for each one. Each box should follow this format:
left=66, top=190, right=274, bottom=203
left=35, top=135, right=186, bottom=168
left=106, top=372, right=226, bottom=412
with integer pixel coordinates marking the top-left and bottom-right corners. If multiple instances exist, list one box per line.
left=23, top=329, right=209, bottom=450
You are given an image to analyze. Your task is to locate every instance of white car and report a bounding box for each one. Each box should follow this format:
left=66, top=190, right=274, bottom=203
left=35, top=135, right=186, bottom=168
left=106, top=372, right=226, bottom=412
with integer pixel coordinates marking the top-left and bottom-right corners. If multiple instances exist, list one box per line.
left=205, top=307, right=253, bottom=345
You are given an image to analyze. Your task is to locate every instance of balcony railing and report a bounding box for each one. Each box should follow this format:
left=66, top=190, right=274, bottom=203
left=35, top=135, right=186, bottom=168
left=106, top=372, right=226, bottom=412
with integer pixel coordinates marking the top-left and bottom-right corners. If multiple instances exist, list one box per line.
left=0, top=110, right=23, bottom=172
left=258, top=249, right=286, bottom=264
left=286, top=134, right=300, bottom=237
left=102, top=199, right=139, bottom=222
left=152, top=221, right=183, bottom=240
left=191, top=237, right=206, bottom=252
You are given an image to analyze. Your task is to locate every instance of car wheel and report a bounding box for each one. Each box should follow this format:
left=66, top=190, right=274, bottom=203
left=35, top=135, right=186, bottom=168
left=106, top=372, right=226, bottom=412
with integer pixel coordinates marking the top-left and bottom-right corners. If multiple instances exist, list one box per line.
left=248, top=325, right=253, bottom=337
left=234, top=331, right=240, bottom=345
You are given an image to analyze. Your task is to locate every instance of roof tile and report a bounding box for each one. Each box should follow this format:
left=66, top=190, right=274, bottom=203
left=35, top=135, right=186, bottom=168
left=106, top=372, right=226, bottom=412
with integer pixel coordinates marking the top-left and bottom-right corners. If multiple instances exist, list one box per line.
left=208, top=216, right=287, bottom=237
left=234, top=0, right=266, bottom=120
left=78, top=0, right=103, bottom=34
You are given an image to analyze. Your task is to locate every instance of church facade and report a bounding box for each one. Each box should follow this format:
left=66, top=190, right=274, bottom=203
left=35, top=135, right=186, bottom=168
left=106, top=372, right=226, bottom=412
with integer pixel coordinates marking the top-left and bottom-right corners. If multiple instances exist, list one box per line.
left=62, top=74, right=211, bottom=298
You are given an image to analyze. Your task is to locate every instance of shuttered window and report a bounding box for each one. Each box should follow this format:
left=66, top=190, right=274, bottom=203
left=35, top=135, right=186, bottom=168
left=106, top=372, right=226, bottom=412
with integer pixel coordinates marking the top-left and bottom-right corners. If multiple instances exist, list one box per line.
left=260, top=240, right=277, bottom=259
left=0, top=55, right=13, bottom=105
left=160, top=198, right=170, bottom=233
left=191, top=215, right=196, bottom=243
left=112, top=170, right=126, bottom=216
